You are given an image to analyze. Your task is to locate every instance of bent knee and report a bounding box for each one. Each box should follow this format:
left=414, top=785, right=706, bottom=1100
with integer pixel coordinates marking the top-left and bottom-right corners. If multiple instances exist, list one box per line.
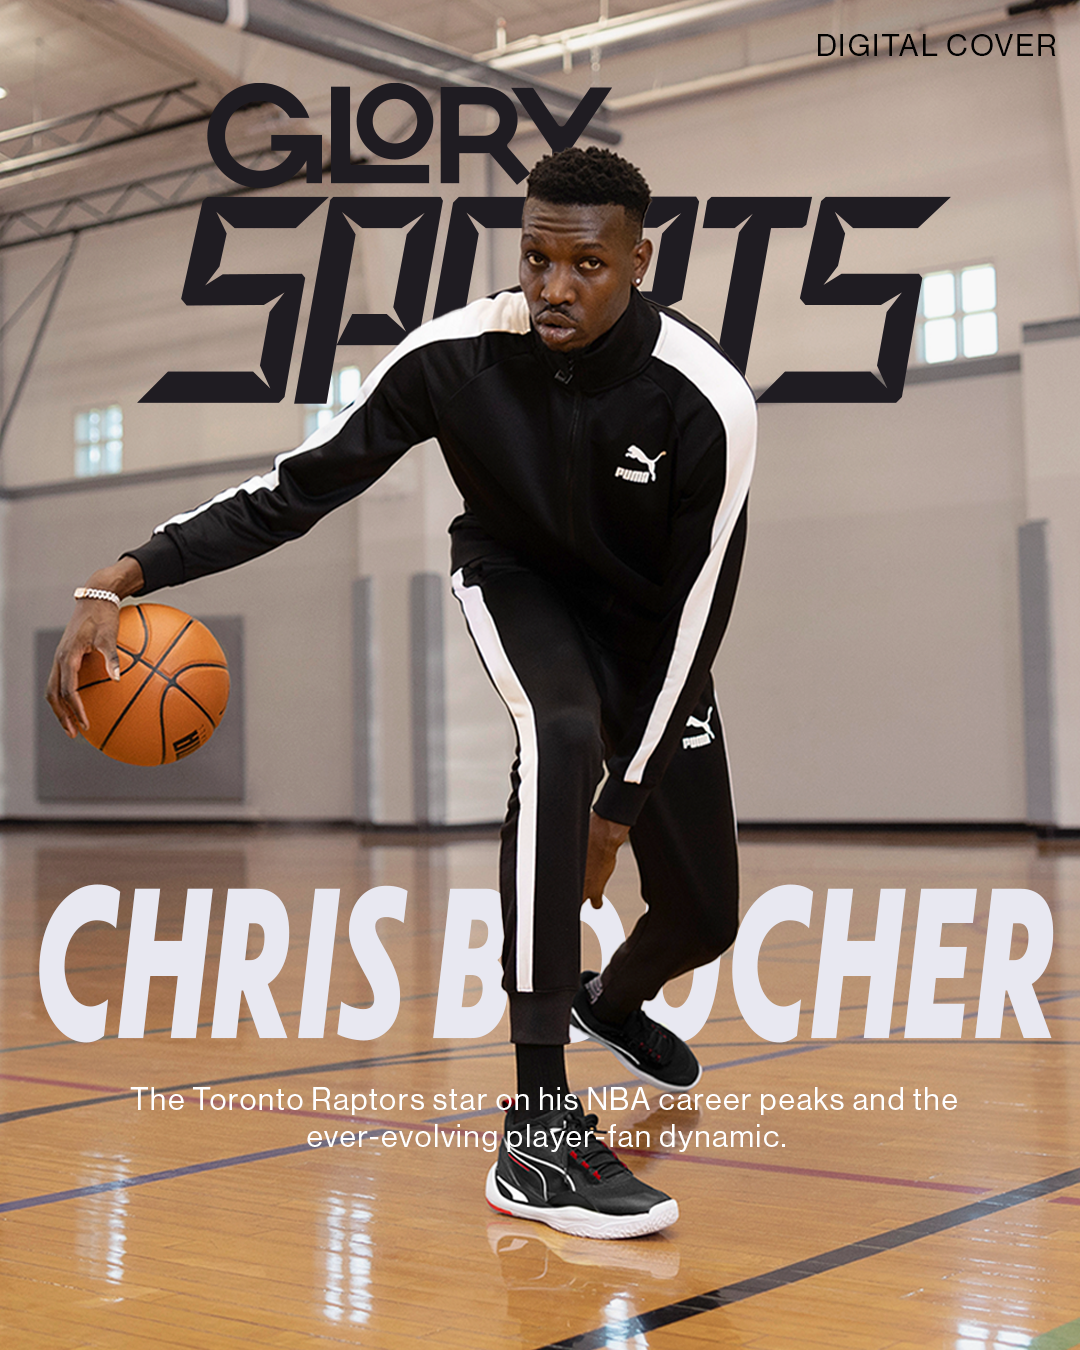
left=536, top=706, right=603, bottom=767
left=680, top=909, right=738, bottom=966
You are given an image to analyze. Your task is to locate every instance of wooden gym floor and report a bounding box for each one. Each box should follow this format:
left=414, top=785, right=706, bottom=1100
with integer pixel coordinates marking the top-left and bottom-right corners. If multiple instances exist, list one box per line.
left=1, top=823, right=1078, bottom=1348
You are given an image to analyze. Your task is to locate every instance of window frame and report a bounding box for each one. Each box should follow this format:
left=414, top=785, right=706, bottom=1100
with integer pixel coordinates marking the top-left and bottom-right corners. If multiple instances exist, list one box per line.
left=914, top=262, right=998, bottom=366
left=74, top=403, right=123, bottom=478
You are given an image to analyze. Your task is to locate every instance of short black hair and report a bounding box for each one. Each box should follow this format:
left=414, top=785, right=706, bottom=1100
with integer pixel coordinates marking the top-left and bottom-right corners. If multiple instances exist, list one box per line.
left=526, top=147, right=651, bottom=235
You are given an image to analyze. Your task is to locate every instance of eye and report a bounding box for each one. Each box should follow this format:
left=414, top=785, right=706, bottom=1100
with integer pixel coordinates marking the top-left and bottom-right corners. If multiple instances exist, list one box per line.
left=524, top=250, right=547, bottom=267
left=578, top=257, right=603, bottom=272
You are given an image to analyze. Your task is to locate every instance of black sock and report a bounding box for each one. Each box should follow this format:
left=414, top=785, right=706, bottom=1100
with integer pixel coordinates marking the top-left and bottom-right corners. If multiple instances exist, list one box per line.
left=514, top=1043, right=570, bottom=1119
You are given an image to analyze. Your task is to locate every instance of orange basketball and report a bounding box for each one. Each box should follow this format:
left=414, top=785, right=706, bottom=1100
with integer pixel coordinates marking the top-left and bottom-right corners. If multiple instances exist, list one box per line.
left=77, top=604, right=229, bottom=766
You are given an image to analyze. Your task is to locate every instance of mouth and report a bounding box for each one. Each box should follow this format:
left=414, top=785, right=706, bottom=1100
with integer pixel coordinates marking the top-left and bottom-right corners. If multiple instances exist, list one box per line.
left=534, top=309, right=579, bottom=345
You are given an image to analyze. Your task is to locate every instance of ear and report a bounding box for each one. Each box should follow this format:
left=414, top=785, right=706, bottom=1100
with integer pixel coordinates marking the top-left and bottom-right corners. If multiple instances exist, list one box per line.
left=632, top=236, right=653, bottom=287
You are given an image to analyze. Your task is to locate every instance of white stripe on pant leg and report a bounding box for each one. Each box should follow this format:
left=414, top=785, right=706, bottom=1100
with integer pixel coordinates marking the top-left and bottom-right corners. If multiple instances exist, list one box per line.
left=715, top=702, right=739, bottom=838
left=451, top=569, right=538, bottom=993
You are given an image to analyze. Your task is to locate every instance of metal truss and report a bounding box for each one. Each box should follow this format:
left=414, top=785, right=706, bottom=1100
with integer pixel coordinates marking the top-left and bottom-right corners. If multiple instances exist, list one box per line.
left=0, top=150, right=293, bottom=250
left=0, top=83, right=215, bottom=178
left=0, top=233, right=80, bottom=454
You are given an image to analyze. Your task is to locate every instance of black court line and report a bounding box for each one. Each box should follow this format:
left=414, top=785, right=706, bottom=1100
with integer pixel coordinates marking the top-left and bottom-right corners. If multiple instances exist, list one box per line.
left=0, top=986, right=444, bottom=1056
left=8, top=988, right=1076, bottom=1129
left=0, top=1038, right=837, bottom=1129
left=0, top=1141, right=317, bottom=1213
left=0, top=1125, right=466, bottom=1215
left=0, top=1046, right=510, bottom=1126
left=534, top=1164, right=1080, bottom=1350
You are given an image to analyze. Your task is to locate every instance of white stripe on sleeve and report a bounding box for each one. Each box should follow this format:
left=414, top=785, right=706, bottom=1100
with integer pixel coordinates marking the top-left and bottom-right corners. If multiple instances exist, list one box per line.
left=153, top=292, right=531, bottom=535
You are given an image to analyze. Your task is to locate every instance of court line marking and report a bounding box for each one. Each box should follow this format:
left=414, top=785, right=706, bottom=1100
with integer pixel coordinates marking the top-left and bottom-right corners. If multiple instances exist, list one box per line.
left=2, top=1111, right=1074, bottom=1226
left=0, top=987, right=443, bottom=1054
left=0, top=1035, right=898, bottom=1129
left=0, top=1126, right=500, bottom=1215
left=0, top=1140, right=329, bottom=1214
left=0, top=984, right=921, bottom=1055
left=0, top=1046, right=511, bottom=1125
left=1031, top=1316, right=1080, bottom=1350
left=0, top=1039, right=843, bottom=1128
left=532, top=1164, right=1080, bottom=1350
left=0, top=1067, right=989, bottom=1200
left=5, top=988, right=1076, bottom=1129
left=614, top=1147, right=990, bottom=1194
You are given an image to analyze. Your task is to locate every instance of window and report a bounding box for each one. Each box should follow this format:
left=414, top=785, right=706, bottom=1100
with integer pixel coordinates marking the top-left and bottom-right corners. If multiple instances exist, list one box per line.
left=916, top=264, right=997, bottom=364
left=304, top=366, right=362, bottom=439
left=74, top=405, right=123, bottom=476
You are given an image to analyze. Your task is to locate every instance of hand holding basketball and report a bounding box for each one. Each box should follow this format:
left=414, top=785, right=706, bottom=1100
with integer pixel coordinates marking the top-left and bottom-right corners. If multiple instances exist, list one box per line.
left=47, top=558, right=144, bottom=738
left=47, top=561, right=229, bottom=766
left=73, top=604, right=229, bottom=765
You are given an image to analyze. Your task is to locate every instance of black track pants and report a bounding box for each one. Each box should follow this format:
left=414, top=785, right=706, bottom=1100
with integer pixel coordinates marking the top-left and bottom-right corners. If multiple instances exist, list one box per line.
left=451, top=551, right=739, bottom=1045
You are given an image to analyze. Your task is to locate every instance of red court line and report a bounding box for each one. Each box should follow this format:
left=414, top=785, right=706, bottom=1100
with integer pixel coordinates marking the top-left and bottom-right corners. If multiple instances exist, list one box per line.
left=3, top=1071, right=992, bottom=1197
left=618, top=1147, right=991, bottom=1194
left=1, top=1072, right=128, bottom=1093
left=0, top=1072, right=476, bottom=1133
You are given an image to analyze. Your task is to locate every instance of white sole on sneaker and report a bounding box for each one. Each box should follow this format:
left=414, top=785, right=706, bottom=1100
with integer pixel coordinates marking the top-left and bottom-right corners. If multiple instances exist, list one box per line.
left=485, top=1164, right=678, bottom=1239
left=569, top=1006, right=703, bottom=1091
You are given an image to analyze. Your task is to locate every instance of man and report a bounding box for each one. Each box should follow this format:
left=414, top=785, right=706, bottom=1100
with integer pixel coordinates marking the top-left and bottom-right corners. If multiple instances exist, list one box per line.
left=47, top=146, right=756, bottom=1240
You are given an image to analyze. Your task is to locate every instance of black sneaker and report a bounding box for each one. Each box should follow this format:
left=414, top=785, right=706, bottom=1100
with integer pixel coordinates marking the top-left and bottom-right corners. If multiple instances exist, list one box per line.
left=570, top=972, right=702, bottom=1091
left=485, top=1103, right=678, bottom=1239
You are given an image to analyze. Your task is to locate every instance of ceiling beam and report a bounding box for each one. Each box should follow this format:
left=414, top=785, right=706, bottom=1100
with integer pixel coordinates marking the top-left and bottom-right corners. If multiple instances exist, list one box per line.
left=139, top=0, right=621, bottom=143
left=480, top=0, right=832, bottom=73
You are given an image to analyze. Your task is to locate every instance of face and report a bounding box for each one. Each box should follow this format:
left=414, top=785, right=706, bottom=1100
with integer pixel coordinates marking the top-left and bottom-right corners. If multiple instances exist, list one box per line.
left=519, top=199, right=653, bottom=352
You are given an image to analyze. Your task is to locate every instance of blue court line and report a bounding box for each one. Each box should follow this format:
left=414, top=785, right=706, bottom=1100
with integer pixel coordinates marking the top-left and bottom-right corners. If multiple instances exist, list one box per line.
left=534, top=1164, right=1080, bottom=1350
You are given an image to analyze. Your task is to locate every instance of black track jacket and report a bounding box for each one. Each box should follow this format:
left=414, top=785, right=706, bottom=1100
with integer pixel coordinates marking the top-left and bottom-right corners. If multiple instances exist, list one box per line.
left=128, top=288, right=757, bottom=826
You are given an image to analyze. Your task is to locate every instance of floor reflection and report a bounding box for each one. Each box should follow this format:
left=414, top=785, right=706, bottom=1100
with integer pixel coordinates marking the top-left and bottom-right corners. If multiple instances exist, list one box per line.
left=77, top=1156, right=129, bottom=1286
left=488, top=1216, right=677, bottom=1342
left=324, top=1191, right=374, bottom=1325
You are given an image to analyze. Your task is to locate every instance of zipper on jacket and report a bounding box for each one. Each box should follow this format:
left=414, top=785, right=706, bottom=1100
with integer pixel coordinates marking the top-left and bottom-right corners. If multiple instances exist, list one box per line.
left=564, top=386, right=585, bottom=553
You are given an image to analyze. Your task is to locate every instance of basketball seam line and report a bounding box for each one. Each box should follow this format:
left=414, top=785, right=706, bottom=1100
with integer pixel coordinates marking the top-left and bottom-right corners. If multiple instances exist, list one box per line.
left=98, top=617, right=196, bottom=754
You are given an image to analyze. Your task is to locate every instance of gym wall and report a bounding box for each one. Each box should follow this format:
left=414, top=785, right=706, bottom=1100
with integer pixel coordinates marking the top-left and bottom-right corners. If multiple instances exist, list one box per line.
left=4, top=3, right=1079, bottom=826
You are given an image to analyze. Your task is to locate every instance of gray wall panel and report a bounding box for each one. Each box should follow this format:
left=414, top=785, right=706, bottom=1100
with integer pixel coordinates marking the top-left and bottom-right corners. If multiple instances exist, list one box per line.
left=35, top=616, right=244, bottom=802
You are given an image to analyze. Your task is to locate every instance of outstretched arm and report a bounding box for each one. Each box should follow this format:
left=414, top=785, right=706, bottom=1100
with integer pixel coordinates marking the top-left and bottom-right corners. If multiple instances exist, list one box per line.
left=46, top=556, right=145, bottom=737
left=44, top=316, right=451, bottom=737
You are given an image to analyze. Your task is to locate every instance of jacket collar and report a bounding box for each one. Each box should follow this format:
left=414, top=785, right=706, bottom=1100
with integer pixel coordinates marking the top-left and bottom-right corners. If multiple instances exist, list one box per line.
left=530, top=288, right=660, bottom=393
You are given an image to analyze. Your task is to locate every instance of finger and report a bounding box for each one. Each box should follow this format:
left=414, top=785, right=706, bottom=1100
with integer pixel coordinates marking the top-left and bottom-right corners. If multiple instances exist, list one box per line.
left=45, top=660, right=75, bottom=735
left=57, top=655, right=90, bottom=731
left=100, top=642, right=121, bottom=680
left=589, top=894, right=603, bottom=909
left=45, top=684, right=78, bottom=738
left=67, top=682, right=90, bottom=730
left=93, top=627, right=121, bottom=681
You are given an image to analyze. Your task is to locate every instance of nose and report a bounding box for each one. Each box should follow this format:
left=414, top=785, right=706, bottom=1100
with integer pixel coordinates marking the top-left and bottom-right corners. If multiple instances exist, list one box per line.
left=540, top=262, right=576, bottom=308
